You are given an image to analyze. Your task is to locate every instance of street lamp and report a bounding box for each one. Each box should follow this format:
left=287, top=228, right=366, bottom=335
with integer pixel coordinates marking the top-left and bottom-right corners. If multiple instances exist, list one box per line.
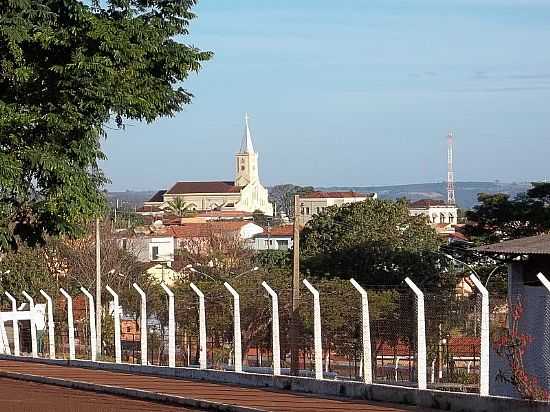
left=442, top=253, right=501, bottom=288
left=187, top=266, right=216, bottom=282
left=233, top=266, right=259, bottom=280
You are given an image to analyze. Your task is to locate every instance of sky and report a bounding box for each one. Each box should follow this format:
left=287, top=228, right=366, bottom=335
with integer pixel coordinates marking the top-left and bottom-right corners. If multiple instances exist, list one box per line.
left=102, top=0, right=550, bottom=191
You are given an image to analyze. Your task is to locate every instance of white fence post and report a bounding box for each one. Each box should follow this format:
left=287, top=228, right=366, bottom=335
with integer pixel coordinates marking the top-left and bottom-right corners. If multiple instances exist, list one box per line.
left=59, top=288, right=75, bottom=360
left=224, top=282, right=242, bottom=373
left=470, top=274, right=490, bottom=396
left=4, top=292, right=20, bottom=356
left=0, top=321, right=9, bottom=355
left=132, top=283, right=148, bottom=366
left=190, top=282, right=207, bottom=369
left=80, top=287, right=97, bottom=362
left=404, top=277, right=427, bottom=390
left=303, top=279, right=323, bottom=380
left=39, top=290, right=56, bottom=360
left=350, top=278, right=373, bottom=384
left=537, top=272, right=550, bottom=292
left=105, top=285, right=121, bottom=364
left=261, top=281, right=280, bottom=376
left=21, top=291, right=38, bottom=358
left=160, top=283, right=175, bottom=368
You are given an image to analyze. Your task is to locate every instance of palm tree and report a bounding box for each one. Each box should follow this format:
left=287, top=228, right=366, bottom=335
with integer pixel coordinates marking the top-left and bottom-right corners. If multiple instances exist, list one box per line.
left=165, top=198, right=194, bottom=218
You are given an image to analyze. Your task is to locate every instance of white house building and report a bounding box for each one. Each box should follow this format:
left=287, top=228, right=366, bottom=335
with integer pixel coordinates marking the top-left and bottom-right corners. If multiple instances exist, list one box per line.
left=139, top=114, right=273, bottom=216
left=252, top=224, right=294, bottom=251
left=298, top=191, right=377, bottom=224
left=408, top=199, right=458, bottom=224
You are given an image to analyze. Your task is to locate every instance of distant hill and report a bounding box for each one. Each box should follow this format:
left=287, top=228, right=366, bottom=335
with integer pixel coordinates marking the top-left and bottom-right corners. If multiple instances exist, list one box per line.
left=317, top=181, right=531, bottom=210
left=107, top=181, right=531, bottom=211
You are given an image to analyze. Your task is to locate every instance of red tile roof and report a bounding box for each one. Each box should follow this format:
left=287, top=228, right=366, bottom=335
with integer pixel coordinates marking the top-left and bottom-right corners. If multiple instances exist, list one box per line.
left=146, top=190, right=166, bottom=203
left=159, top=221, right=256, bottom=238
left=409, top=199, right=447, bottom=208
left=166, top=181, right=241, bottom=195
left=196, top=210, right=253, bottom=218
left=136, top=205, right=163, bottom=213
left=266, top=224, right=294, bottom=237
left=300, top=191, right=368, bottom=199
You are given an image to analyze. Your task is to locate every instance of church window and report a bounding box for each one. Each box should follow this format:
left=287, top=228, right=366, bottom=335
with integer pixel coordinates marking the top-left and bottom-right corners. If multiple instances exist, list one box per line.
left=241, top=165, right=245, bottom=171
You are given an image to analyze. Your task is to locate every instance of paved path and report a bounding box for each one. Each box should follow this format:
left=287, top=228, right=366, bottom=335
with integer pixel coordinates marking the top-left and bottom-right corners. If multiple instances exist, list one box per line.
left=0, top=377, right=201, bottom=412
left=0, top=360, right=434, bottom=411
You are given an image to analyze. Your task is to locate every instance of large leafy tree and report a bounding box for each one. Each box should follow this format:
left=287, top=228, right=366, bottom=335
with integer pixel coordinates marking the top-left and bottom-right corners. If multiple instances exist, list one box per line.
left=301, top=199, right=444, bottom=288
left=0, top=0, right=212, bottom=250
left=269, top=184, right=314, bottom=217
left=465, top=182, right=550, bottom=243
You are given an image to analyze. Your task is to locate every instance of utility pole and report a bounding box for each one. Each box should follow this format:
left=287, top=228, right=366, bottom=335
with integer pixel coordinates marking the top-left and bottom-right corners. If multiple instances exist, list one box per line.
left=95, top=218, right=102, bottom=357
left=290, top=194, right=301, bottom=375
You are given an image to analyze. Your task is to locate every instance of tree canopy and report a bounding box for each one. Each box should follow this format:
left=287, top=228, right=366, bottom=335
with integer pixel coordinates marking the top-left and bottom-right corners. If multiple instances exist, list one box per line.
left=465, top=182, right=550, bottom=243
left=301, top=199, right=444, bottom=288
left=0, top=0, right=212, bottom=250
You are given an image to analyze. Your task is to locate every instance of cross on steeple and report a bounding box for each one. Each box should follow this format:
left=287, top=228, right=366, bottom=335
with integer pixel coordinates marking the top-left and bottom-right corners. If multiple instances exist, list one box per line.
left=240, top=112, right=255, bottom=154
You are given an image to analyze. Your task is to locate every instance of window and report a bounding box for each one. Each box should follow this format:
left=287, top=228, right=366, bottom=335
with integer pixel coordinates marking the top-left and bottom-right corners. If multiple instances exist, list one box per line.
left=305, top=207, right=310, bottom=215
left=316, top=207, right=321, bottom=213
left=127, top=327, right=132, bottom=333
left=241, top=165, right=245, bottom=171
left=449, top=213, right=454, bottom=224
left=152, top=246, right=159, bottom=260
left=121, top=238, right=127, bottom=250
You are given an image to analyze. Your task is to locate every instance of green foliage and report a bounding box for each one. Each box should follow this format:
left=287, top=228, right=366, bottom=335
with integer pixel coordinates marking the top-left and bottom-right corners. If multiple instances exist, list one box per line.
left=254, top=249, right=292, bottom=269
left=0, top=0, right=212, bottom=250
left=465, top=182, right=550, bottom=243
left=252, top=209, right=269, bottom=227
left=301, top=199, right=443, bottom=288
left=269, top=184, right=315, bottom=217
left=0, top=246, right=55, bottom=298
left=165, top=198, right=196, bottom=218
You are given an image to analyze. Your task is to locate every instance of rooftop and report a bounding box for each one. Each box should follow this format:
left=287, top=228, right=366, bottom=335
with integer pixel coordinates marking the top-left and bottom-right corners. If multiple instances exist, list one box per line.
left=475, top=233, right=550, bottom=256
left=146, top=190, right=167, bottom=203
left=159, top=221, right=258, bottom=239
left=300, top=191, right=370, bottom=199
left=166, top=181, right=241, bottom=195
left=409, top=199, right=448, bottom=208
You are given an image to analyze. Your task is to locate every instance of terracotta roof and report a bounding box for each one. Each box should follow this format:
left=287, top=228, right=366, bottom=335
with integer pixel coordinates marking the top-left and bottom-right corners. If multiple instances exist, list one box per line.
left=166, top=181, right=241, bottom=195
left=136, top=205, right=163, bottom=213
left=409, top=199, right=447, bottom=208
left=475, top=233, right=550, bottom=255
left=147, top=190, right=166, bottom=203
left=196, top=210, right=253, bottom=218
left=267, top=225, right=294, bottom=237
left=159, top=221, right=257, bottom=238
left=300, top=191, right=369, bottom=199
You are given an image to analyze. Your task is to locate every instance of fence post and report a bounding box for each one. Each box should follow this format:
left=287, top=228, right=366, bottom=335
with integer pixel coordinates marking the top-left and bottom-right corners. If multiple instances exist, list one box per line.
left=160, top=283, right=175, bottom=368
left=303, top=279, right=323, bottom=380
left=132, top=283, right=148, bottom=366
left=4, top=292, right=20, bottom=356
left=350, top=278, right=373, bottom=384
left=470, top=274, right=489, bottom=396
left=404, top=277, right=427, bottom=390
left=21, top=291, right=38, bottom=358
left=80, top=287, right=97, bottom=362
left=261, top=281, right=281, bottom=376
left=59, top=288, right=75, bottom=360
left=39, top=290, right=56, bottom=360
left=105, top=285, right=121, bottom=364
left=537, top=272, right=550, bottom=292
left=224, top=282, right=242, bottom=373
left=190, top=282, right=207, bottom=369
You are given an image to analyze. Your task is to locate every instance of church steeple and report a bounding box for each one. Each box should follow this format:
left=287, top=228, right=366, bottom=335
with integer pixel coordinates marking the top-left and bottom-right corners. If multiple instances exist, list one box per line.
left=240, top=112, right=255, bottom=153
left=235, top=113, right=259, bottom=187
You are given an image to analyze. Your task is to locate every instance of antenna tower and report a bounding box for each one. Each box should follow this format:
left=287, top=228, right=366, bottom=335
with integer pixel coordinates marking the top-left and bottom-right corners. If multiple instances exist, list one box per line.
left=447, top=131, right=456, bottom=205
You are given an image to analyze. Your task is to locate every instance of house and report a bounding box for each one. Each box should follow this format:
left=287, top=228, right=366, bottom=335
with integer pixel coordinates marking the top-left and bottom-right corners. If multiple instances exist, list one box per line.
left=252, top=224, right=294, bottom=251
left=119, top=236, right=175, bottom=264
left=137, top=114, right=273, bottom=217
left=475, top=234, right=550, bottom=397
left=408, top=199, right=458, bottom=224
left=298, top=191, right=377, bottom=224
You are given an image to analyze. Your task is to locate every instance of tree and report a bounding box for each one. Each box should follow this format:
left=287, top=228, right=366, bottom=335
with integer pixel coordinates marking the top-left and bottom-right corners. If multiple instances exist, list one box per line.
left=301, top=199, right=443, bottom=288
left=0, top=0, right=212, bottom=251
left=165, top=198, right=195, bottom=218
left=465, top=182, right=550, bottom=244
left=269, top=184, right=315, bottom=217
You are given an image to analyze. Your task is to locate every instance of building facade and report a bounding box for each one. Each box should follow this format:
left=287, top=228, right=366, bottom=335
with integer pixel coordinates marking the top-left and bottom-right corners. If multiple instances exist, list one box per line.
left=298, top=191, right=377, bottom=224
left=408, top=199, right=458, bottom=224
left=139, top=115, right=273, bottom=216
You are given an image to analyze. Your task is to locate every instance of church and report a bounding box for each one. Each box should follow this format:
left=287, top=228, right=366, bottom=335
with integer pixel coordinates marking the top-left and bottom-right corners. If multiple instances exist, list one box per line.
left=143, top=115, right=274, bottom=216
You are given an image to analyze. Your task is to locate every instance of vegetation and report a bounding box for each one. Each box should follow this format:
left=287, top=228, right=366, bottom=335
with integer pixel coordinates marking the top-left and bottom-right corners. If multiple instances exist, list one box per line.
left=269, top=184, right=315, bottom=217
left=165, top=198, right=195, bottom=218
left=465, top=182, right=550, bottom=243
left=0, top=0, right=212, bottom=250
left=301, top=199, right=444, bottom=288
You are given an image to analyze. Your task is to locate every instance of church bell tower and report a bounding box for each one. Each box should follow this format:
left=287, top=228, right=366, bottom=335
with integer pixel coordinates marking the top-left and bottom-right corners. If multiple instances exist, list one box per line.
left=235, top=113, right=259, bottom=187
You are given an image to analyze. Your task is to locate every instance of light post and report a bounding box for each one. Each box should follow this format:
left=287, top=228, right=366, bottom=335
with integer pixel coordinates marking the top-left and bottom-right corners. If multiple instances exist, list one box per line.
left=186, top=265, right=259, bottom=282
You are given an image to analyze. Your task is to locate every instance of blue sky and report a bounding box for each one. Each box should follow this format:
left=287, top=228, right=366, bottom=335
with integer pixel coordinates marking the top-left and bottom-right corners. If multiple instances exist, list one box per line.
left=102, top=0, right=550, bottom=191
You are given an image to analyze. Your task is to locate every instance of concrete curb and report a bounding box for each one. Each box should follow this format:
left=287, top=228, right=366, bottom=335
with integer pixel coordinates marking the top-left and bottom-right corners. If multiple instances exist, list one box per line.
left=0, top=369, right=265, bottom=412
left=1, top=355, right=549, bottom=411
